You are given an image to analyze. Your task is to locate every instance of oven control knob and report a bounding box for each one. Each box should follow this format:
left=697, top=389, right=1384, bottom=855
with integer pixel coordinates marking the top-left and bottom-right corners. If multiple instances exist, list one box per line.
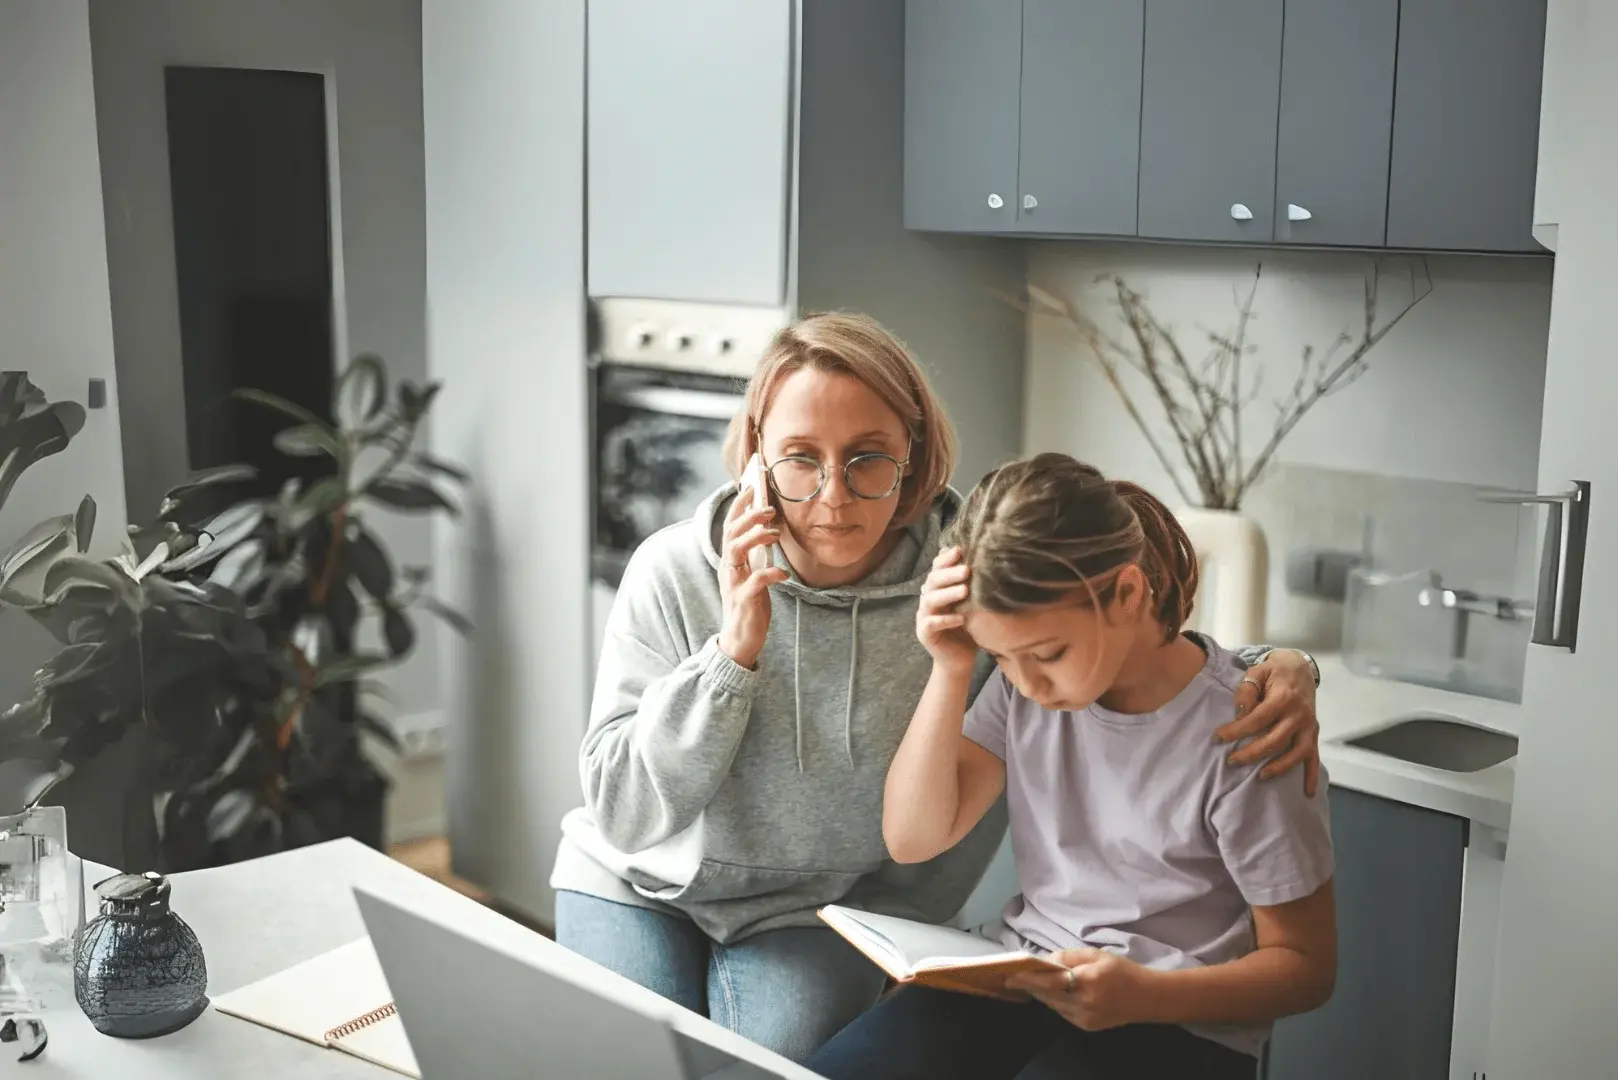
left=710, top=337, right=735, bottom=357
left=629, top=324, right=656, bottom=349
left=666, top=330, right=695, bottom=352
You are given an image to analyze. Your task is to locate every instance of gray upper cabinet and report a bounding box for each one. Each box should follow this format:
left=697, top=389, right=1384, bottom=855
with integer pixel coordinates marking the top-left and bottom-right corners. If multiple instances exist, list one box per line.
left=1385, top=0, right=1548, bottom=253
left=1015, top=0, right=1144, bottom=236
left=1273, top=0, right=1399, bottom=248
left=903, top=0, right=1022, bottom=233
left=587, top=0, right=793, bottom=306
left=1137, top=0, right=1283, bottom=244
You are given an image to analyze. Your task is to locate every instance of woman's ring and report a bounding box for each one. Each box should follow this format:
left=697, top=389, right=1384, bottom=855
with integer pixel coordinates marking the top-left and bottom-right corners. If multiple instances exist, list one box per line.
left=1240, top=676, right=1260, bottom=689
left=1063, top=967, right=1077, bottom=991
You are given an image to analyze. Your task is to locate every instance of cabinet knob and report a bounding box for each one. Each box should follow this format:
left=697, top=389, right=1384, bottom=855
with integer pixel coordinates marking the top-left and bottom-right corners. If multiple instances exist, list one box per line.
left=1288, top=203, right=1313, bottom=222
left=1022, top=194, right=1038, bottom=210
left=987, top=193, right=1004, bottom=209
left=1229, top=203, right=1254, bottom=221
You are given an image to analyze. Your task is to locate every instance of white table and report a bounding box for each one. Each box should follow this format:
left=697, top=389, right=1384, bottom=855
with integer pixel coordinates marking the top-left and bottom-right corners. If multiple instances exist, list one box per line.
left=33, top=839, right=822, bottom=1079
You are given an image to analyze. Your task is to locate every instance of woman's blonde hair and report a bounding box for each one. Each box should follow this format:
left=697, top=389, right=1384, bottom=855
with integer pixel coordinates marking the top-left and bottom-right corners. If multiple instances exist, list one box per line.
left=723, top=311, right=957, bottom=528
left=947, top=453, right=1200, bottom=641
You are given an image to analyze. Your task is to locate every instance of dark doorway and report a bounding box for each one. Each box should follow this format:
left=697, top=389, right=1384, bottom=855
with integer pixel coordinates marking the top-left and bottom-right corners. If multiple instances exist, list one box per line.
left=164, top=66, right=336, bottom=504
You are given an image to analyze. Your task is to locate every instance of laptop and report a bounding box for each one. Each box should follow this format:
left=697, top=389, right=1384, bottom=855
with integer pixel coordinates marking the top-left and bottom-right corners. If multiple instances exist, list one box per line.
left=354, top=885, right=820, bottom=1080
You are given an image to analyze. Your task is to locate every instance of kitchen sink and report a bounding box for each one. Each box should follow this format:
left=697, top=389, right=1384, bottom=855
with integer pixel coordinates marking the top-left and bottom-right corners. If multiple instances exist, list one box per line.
left=1344, top=715, right=1519, bottom=773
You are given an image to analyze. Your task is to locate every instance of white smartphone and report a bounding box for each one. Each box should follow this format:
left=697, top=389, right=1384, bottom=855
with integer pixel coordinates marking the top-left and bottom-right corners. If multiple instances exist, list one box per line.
left=740, top=453, right=774, bottom=572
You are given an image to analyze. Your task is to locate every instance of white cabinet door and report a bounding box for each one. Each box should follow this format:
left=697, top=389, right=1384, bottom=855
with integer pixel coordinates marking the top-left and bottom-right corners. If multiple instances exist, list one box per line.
left=1489, top=4, right=1618, bottom=1073
left=587, top=0, right=793, bottom=306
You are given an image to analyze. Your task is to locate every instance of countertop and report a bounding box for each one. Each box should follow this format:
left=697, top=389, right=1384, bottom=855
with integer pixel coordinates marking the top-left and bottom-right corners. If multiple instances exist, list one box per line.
left=1313, top=653, right=1517, bottom=833
left=36, top=840, right=816, bottom=1079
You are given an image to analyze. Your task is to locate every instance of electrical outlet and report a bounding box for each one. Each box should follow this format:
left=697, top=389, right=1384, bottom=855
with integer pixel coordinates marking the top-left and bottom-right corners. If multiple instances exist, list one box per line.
left=1285, top=548, right=1364, bottom=601
left=381, top=713, right=448, bottom=760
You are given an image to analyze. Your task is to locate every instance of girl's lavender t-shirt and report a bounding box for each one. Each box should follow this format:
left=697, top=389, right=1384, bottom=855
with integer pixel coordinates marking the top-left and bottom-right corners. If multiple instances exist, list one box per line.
left=962, top=634, right=1335, bottom=1057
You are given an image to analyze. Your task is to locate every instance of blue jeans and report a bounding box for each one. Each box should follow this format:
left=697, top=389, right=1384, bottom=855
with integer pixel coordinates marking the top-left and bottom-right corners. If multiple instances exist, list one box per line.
left=553, top=890, right=887, bottom=1064
left=807, top=986, right=1258, bottom=1080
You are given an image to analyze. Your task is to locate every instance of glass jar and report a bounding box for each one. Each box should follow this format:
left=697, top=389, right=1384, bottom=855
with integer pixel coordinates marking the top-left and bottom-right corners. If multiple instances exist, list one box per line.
left=74, top=871, right=208, bottom=1039
left=0, top=805, right=84, bottom=1063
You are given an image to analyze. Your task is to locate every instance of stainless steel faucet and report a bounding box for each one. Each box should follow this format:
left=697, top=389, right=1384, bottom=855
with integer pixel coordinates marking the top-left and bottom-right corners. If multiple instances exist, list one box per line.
left=1417, top=578, right=1534, bottom=660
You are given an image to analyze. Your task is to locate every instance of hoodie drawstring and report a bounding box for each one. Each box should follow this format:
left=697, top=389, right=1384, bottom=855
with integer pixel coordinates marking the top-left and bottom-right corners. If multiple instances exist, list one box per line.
left=790, top=595, right=862, bottom=772
left=844, top=598, right=860, bottom=767
left=793, top=597, right=804, bottom=773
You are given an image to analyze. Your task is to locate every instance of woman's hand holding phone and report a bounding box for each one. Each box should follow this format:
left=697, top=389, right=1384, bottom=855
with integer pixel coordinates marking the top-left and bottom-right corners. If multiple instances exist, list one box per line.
left=717, top=460, right=789, bottom=670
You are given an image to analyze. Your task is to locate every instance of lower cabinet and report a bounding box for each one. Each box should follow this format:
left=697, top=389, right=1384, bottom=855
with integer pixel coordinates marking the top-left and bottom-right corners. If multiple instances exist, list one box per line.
left=1264, top=786, right=1466, bottom=1080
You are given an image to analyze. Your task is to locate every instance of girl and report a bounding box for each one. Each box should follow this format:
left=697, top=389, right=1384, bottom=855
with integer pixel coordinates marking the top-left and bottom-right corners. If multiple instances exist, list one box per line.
left=809, top=453, right=1337, bottom=1080
left=551, top=315, right=1328, bottom=1064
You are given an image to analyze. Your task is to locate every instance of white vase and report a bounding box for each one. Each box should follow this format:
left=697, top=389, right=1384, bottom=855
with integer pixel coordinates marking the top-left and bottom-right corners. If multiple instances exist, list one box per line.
left=1176, top=506, right=1269, bottom=647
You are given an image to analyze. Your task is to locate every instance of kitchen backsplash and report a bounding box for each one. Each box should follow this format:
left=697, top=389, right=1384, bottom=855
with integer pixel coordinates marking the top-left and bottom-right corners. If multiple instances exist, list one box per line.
left=1242, top=462, right=1535, bottom=699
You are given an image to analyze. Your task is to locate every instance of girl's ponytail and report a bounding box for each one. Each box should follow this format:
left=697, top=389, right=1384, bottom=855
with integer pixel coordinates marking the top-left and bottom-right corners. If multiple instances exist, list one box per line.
left=1112, top=481, right=1199, bottom=639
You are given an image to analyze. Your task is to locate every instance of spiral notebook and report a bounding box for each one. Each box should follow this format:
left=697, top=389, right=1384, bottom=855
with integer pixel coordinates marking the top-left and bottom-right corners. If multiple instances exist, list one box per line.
left=213, top=937, right=420, bottom=1077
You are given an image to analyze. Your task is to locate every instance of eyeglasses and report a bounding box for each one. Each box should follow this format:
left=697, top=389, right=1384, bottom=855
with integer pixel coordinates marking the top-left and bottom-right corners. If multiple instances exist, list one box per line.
left=761, top=445, right=912, bottom=503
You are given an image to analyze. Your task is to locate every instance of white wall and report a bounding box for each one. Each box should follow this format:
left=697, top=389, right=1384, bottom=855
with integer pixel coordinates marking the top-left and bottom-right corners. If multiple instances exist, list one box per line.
left=1024, top=242, right=1553, bottom=495
left=0, top=0, right=130, bottom=805
left=87, top=0, right=443, bottom=759
left=423, top=0, right=589, bottom=922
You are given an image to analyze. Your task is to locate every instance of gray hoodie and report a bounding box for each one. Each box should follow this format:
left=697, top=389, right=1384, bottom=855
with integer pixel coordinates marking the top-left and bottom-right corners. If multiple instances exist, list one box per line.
left=551, top=483, right=1009, bottom=943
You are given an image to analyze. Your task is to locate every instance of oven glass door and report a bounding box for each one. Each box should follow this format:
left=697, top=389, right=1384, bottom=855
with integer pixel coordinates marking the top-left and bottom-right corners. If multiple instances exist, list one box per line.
left=593, top=364, right=743, bottom=587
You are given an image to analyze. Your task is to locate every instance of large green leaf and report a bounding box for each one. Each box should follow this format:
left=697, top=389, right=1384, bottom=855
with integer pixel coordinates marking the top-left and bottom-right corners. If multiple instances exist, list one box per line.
left=1, top=513, right=74, bottom=578
left=419, top=595, right=473, bottom=636
left=382, top=604, right=415, bottom=658
left=0, top=381, right=86, bottom=513
left=233, top=387, right=330, bottom=431
left=365, top=478, right=458, bottom=516
left=345, top=528, right=393, bottom=601
left=273, top=424, right=345, bottom=459
left=312, top=652, right=392, bottom=688
left=4, top=531, right=82, bottom=604
left=410, top=453, right=470, bottom=484
left=339, top=353, right=389, bottom=426
left=43, top=556, right=141, bottom=607
left=74, top=494, right=96, bottom=553
left=209, top=538, right=268, bottom=593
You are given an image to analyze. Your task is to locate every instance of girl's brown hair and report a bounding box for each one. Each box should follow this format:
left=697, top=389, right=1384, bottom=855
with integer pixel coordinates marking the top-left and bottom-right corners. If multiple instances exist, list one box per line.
left=947, top=453, right=1199, bottom=640
left=722, top=312, right=957, bottom=528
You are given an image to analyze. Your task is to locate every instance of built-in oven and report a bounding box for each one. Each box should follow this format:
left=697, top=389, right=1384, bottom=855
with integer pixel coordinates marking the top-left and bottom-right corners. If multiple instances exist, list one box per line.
left=589, top=298, right=790, bottom=669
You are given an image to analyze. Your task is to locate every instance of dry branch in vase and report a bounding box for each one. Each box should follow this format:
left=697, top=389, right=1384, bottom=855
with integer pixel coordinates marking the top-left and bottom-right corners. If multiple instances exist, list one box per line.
left=1013, top=261, right=1434, bottom=512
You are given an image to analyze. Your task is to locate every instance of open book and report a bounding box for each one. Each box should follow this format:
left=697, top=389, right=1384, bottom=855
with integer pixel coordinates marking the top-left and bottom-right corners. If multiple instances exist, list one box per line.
left=819, top=906, right=1064, bottom=1001
left=213, top=937, right=420, bottom=1078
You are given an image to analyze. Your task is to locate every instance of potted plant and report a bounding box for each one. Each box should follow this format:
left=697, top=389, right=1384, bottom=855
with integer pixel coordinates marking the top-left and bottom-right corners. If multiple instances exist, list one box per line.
left=0, top=358, right=468, bottom=871
left=147, top=355, right=469, bottom=864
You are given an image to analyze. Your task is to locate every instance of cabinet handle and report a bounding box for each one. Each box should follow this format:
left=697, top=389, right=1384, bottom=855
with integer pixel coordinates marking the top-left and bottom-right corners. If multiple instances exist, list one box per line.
left=987, top=193, right=1004, bottom=209
left=1477, top=481, right=1592, bottom=650
left=1229, top=203, right=1253, bottom=221
left=1022, top=194, right=1038, bottom=210
left=1287, top=203, right=1313, bottom=222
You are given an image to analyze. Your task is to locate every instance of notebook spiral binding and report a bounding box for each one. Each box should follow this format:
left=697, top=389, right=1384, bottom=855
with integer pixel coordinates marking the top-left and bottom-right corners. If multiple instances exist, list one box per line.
left=324, top=1002, right=397, bottom=1043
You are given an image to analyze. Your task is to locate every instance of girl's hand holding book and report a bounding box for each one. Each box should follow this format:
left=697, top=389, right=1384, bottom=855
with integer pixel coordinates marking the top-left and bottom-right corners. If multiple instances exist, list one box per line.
left=1005, top=948, right=1155, bottom=1033
left=916, top=547, right=977, bottom=674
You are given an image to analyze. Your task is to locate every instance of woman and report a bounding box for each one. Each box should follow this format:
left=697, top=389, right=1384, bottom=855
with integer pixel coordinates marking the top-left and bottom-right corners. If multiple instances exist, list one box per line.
left=550, top=313, right=1324, bottom=1064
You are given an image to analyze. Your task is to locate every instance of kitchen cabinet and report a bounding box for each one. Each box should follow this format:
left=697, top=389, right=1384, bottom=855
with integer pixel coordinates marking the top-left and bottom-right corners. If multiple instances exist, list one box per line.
left=902, top=0, right=1549, bottom=254
left=1272, top=0, right=1400, bottom=248
left=587, top=0, right=793, bottom=305
left=902, top=0, right=1022, bottom=233
left=903, top=0, right=1142, bottom=236
left=1136, top=0, right=1282, bottom=244
left=1265, top=787, right=1465, bottom=1080
left=1014, top=0, right=1144, bottom=236
left=1384, top=0, right=1548, bottom=253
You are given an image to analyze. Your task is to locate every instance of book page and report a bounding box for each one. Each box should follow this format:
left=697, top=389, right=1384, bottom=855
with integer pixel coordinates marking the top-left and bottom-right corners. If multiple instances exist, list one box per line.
left=820, top=907, right=1028, bottom=972
left=334, top=1012, right=420, bottom=1078
left=214, top=938, right=397, bottom=1048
